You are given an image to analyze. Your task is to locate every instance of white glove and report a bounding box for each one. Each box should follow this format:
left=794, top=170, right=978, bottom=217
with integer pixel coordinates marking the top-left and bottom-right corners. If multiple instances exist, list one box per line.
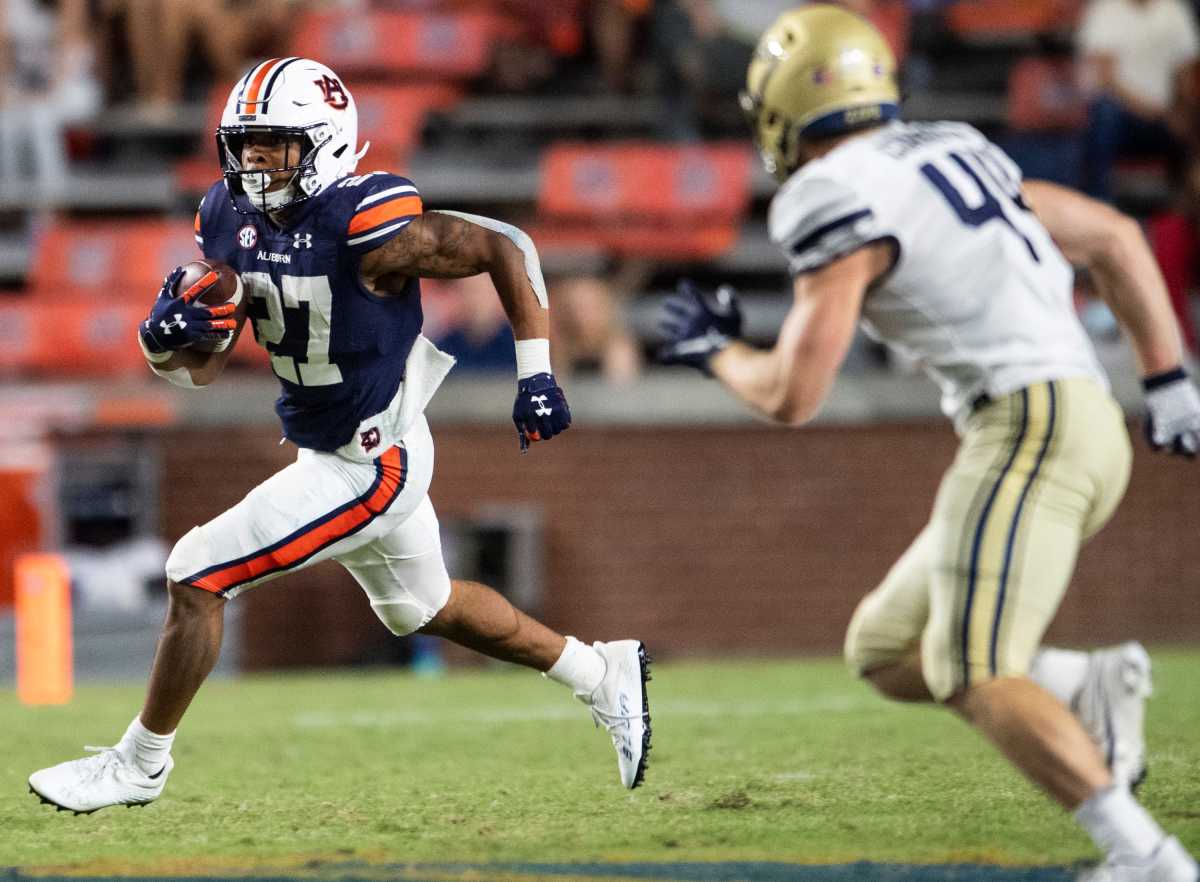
left=1143, top=368, right=1200, bottom=457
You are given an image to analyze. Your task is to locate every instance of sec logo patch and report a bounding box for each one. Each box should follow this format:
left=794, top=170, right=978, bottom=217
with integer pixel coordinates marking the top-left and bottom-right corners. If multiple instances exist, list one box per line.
left=237, top=225, right=258, bottom=249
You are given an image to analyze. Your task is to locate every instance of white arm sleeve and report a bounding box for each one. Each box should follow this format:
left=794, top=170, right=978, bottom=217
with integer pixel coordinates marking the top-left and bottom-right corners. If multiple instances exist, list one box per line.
left=432, top=210, right=549, bottom=308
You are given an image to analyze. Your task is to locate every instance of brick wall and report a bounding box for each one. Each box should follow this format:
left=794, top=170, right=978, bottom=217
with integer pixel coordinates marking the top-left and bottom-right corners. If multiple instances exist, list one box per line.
left=161, top=422, right=1200, bottom=670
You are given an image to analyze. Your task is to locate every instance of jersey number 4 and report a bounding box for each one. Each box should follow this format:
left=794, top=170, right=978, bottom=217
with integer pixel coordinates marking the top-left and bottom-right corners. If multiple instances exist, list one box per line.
left=919, top=150, right=1040, bottom=263
left=242, top=272, right=344, bottom=386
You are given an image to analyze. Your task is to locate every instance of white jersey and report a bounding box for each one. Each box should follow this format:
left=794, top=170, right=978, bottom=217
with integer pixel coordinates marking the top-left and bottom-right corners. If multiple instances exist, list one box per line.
left=768, top=120, right=1108, bottom=427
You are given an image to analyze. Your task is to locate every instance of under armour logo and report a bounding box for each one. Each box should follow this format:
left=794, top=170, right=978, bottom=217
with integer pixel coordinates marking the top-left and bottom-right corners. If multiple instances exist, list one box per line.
left=293, top=232, right=313, bottom=249
left=360, top=427, right=381, bottom=453
left=159, top=314, right=186, bottom=335
left=531, top=394, right=552, bottom=417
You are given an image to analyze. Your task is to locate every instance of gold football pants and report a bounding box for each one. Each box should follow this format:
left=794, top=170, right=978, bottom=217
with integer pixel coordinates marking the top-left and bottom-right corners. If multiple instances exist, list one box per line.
left=845, top=378, right=1132, bottom=701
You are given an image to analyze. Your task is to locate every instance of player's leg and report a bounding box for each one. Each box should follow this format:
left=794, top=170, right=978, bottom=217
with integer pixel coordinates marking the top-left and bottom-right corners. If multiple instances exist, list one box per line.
left=29, top=438, right=420, bottom=813
left=845, top=526, right=935, bottom=703
left=336, top=489, right=651, bottom=789
left=924, top=380, right=1194, bottom=877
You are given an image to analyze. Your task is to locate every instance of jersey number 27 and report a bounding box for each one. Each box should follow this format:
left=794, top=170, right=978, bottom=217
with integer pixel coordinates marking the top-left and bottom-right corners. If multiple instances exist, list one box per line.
left=242, top=272, right=344, bottom=386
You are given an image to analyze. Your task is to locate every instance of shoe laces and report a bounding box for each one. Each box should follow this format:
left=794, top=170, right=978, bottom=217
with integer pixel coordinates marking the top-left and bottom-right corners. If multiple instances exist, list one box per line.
left=589, top=704, right=647, bottom=733
left=79, top=746, right=123, bottom=783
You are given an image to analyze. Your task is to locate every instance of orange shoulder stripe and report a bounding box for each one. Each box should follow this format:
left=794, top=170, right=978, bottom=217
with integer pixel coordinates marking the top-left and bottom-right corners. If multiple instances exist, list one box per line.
left=348, top=196, right=423, bottom=236
left=194, top=212, right=201, bottom=233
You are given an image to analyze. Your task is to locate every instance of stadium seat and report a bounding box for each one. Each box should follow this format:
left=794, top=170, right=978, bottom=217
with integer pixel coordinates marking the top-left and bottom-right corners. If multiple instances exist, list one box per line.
left=945, top=0, right=1083, bottom=39
left=531, top=142, right=752, bottom=261
left=869, top=0, right=911, bottom=65
left=28, top=220, right=197, bottom=301
left=1007, top=57, right=1086, bottom=132
left=291, top=10, right=502, bottom=79
left=532, top=142, right=748, bottom=261
left=352, top=83, right=464, bottom=171
left=0, top=301, right=147, bottom=376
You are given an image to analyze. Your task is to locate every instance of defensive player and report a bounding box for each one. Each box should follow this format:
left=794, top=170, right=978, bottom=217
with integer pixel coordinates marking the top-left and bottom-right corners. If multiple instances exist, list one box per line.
left=657, top=7, right=1199, bottom=880
left=29, top=58, right=651, bottom=813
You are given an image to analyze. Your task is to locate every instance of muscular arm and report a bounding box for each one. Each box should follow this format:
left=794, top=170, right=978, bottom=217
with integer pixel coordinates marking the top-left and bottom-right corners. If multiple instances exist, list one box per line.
left=710, top=242, right=890, bottom=426
left=1024, top=180, right=1184, bottom=376
left=358, top=211, right=548, bottom=341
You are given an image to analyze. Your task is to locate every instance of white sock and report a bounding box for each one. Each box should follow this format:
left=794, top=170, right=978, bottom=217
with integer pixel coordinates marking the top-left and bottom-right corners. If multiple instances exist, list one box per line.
left=1075, top=785, right=1165, bottom=861
left=117, top=716, right=175, bottom=777
left=544, top=636, right=606, bottom=696
left=1029, top=647, right=1090, bottom=706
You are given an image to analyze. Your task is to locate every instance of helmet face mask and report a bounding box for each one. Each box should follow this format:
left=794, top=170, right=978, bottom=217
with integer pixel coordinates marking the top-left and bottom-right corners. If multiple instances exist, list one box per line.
left=216, top=58, right=364, bottom=215
left=743, top=4, right=899, bottom=182
left=216, top=123, right=333, bottom=214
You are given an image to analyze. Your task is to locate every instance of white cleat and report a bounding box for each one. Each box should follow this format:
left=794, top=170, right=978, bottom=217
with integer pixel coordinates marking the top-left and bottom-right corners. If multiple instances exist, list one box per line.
left=1074, top=641, right=1152, bottom=791
left=583, top=640, right=652, bottom=789
left=29, top=747, right=173, bottom=815
left=1078, top=837, right=1199, bottom=882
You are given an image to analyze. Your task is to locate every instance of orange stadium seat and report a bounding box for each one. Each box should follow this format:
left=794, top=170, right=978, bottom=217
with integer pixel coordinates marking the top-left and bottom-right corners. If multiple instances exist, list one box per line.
left=1007, top=57, right=1086, bottom=132
left=0, top=302, right=147, bottom=376
left=291, top=10, right=502, bottom=79
left=28, top=220, right=197, bottom=300
left=352, top=83, right=464, bottom=171
left=869, top=0, right=911, bottom=64
left=946, top=0, right=1083, bottom=38
left=531, top=142, right=753, bottom=260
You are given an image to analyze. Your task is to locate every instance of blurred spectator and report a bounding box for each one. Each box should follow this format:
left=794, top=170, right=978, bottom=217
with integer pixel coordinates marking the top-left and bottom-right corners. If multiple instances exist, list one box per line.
left=549, top=273, right=642, bottom=383
left=1077, top=0, right=1200, bottom=201
left=1147, top=157, right=1200, bottom=355
left=426, top=274, right=516, bottom=372
left=591, top=0, right=653, bottom=93
left=0, top=0, right=100, bottom=201
left=105, top=0, right=293, bottom=120
left=650, top=1, right=873, bottom=138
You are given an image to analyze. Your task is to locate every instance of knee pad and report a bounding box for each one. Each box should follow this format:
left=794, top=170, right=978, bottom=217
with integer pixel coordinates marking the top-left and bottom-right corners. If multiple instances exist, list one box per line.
left=371, top=593, right=443, bottom=637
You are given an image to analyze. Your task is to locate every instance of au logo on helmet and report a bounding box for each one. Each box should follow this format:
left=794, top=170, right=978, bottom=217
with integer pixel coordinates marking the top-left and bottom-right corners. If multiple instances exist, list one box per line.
left=314, top=75, right=349, bottom=110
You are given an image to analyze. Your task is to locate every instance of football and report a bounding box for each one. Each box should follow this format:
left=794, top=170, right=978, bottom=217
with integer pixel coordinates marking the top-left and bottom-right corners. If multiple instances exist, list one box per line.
left=173, top=259, right=245, bottom=353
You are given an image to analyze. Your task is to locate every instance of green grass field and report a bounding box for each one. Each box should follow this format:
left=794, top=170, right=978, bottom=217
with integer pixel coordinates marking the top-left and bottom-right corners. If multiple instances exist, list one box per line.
left=2, top=652, right=1198, bottom=879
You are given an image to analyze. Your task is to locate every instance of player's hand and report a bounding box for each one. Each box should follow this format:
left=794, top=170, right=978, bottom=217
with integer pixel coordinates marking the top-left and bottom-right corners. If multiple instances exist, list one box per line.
left=656, top=279, right=743, bottom=376
left=139, top=266, right=238, bottom=355
left=1143, top=367, right=1200, bottom=457
left=512, top=372, right=571, bottom=452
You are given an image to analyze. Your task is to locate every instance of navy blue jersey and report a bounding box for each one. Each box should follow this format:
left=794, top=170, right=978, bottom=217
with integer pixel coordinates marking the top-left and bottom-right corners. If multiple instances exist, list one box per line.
left=196, top=172, right=424, bottom=451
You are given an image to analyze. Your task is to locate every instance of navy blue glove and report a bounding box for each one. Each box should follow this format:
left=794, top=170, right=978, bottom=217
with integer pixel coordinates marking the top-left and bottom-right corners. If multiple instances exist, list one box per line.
left=656, top=280, right=743, bottom=375
left=513, top=372, right=571, bottom=452
left=139, top=267, right=237, bottom=355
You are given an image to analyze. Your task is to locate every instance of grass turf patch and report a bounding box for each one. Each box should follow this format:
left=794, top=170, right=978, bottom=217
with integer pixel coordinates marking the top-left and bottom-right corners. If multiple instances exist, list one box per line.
left=2, top=652, right=1197, bottom=874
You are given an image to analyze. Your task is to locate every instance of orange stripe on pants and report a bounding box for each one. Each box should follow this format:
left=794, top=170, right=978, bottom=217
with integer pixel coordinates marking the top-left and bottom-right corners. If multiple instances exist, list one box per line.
left=190, top=447, right=405, bottom=594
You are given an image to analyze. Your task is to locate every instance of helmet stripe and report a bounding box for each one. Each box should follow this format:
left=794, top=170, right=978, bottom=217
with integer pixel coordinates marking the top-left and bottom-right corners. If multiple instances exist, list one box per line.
left=258, top=57, right=301, bottom=114
left=234, top=62, right=263, bottom=113
left=243, top=57, right=285, bottom=108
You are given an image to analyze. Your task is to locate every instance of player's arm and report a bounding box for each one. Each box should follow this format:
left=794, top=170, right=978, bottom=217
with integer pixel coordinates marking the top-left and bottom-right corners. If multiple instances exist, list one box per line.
left=1025, top=179, right=1200, bottom=455
left=1024, top=181, right=1182, bottom=376
left=359, top=210, right=569, bottom=451
left=712, top=246, right=883, bottom=424
left=359, top=211, right=547, bottom=340
left=658, top=242, right=889, bottom=426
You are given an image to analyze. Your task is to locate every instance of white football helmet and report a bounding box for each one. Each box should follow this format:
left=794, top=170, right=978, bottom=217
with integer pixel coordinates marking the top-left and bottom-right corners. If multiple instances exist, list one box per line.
left=216, top=57, right=368, bottom=213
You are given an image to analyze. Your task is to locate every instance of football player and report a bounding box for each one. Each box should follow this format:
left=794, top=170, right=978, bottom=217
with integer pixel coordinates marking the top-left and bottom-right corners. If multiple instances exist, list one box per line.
left=657, top=7, right=1199, bottom=880
left=29, top=58, right=651, bottom=813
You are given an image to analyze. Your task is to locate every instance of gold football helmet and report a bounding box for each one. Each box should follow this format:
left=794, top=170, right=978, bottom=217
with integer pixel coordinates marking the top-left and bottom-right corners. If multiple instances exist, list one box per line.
left=741, top=4, right=899, bottom=181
